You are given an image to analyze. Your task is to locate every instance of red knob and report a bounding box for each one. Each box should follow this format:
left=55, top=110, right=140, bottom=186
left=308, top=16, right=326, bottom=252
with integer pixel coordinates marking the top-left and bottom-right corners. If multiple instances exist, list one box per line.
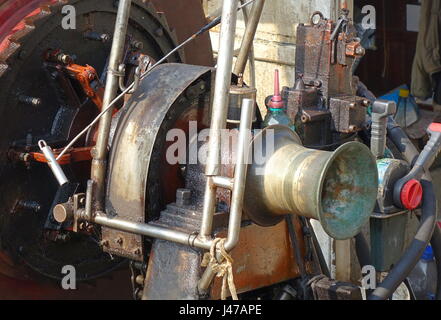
left=429, top=123, right=441, bottom=133
left=400, top=179, right=423, bottom=210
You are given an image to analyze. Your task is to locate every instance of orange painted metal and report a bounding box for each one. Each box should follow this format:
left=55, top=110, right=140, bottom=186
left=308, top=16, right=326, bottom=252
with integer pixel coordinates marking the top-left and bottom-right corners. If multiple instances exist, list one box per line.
left=64, top=63, right=104, bottom=110
left=29, top=146, right=93, bottom=165
left=210, top=218, right=307, bottom=299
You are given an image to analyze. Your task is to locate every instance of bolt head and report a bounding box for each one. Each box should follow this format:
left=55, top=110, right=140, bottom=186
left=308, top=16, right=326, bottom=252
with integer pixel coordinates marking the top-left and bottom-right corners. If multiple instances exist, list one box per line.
left=176, top=188, right=191, bottom=206
left=53, top=203, right=72, bottom=223
left=355, top=46, right=366, bottom=56
left=100, top=34, right=110, bottom=42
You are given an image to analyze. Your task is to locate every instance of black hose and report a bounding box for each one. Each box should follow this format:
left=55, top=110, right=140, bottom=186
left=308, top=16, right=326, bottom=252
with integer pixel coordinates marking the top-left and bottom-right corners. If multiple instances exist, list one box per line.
left=368, top=120, right=438, bottom=300
left=368, top=179, right=437, bottom=300
left=430, top=223, right=441, bottom=299
left=355, top=233, right=371, bottom=269
left=386, top=118, right=420, bottom=165
left=388, top=118, right=441, bottom=299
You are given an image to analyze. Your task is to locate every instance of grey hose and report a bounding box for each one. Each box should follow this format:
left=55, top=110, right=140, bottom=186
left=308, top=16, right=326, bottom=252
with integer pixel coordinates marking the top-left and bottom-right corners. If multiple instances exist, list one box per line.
left=368, top=119, right=438, bottom=300
left=387, top=118, right=441, bottom=300
left=355, top=233, right=371, bottom=268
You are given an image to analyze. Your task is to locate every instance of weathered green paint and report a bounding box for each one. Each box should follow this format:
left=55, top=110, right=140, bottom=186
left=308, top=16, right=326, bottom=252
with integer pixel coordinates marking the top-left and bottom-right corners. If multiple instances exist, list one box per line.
left=370, top=213, right=409, bottom=272
left=319, top=142, right=379, bottom=239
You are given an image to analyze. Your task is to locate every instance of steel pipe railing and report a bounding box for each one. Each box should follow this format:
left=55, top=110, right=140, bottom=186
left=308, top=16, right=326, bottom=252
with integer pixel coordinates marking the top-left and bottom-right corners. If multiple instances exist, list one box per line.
left=198, top=98, right=254, bottom=292
left=93, top=213, right=213, bottom=251
left=91, top=0, right=132, bottom=211
left=200, top=0, right=240, bottom=238
left=233, top=0, right=265, bottom=77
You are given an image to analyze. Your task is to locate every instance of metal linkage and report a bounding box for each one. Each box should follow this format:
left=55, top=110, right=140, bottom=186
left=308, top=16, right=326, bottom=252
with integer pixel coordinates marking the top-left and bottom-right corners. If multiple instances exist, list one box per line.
left=38, top=140, right=68, bottom=186
left=233, top=0, right=265, bottom=77
left=200, top=0, right=241, bottom=240
left=198, top=98, right=255, bottom=293
left=52, top=98, right=255, bottom=289
left=91, top=0, right=132, bottom=211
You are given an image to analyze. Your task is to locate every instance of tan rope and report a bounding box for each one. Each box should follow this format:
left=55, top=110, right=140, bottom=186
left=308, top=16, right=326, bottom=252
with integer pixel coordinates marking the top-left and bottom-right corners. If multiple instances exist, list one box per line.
left=201, top=238, right=238, bottom=300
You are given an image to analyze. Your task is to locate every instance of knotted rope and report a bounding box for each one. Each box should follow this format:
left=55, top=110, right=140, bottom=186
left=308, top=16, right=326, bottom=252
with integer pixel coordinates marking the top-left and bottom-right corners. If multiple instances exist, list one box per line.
left=201, top=238, right=238, bottom=300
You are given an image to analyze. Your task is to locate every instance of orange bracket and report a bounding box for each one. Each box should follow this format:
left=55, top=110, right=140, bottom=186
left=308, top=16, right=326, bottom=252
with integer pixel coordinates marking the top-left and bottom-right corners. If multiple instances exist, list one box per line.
left=64, top=63, right=104, bottom=110
left=29, top=146, right=93, bottom=165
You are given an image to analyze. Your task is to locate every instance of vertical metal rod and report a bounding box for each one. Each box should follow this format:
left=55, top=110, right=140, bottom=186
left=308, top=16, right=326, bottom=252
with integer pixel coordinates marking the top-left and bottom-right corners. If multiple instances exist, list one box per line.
left=205, top=0, right=239, bottom=176
left=233, top=0, right=265, bottom=77
left=198, top=98, right=255, bottom=293
left=238, top=0, right=256, bottom=87
left=85, top=180, right=94, bottom=221
left=335, top=239, right=352, bottom=282
left=90, top=0, right=132, bottom=210
left=200, top=177, right=217, bottom=238
left=200, top=0, right=240, bottom=238
left=224, top=98, right=254, bottom=251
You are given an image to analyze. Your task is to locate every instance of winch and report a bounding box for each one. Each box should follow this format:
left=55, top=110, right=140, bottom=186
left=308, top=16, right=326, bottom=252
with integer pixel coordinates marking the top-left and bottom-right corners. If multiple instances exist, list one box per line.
left=0, top=0, right=439, bottom=301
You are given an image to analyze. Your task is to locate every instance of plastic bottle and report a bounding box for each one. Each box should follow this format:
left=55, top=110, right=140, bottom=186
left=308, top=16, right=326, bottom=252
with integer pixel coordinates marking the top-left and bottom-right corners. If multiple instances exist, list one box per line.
left=407, top=245, right=437, bottom=300
left=394, top=88, right=419, bottom=128
left=263, top=69, right=295, bottom=131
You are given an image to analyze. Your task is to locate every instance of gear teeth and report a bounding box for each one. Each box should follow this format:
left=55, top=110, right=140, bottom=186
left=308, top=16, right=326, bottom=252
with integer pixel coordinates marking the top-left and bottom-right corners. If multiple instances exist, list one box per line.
left=0, top=40, right=20, bottom=63
left=0, top=63, right=8, bottom=78
left=0, top=0, right=183, bottom=76
left=0, top=2, right=57, bottom=75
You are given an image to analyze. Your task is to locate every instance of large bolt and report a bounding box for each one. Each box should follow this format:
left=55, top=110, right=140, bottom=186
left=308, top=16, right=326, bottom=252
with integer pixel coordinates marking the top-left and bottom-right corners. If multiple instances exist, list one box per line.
left=362, top=99, right=371, bottom=107
left=135, top=274, right=144, bottom=285
left=17, top=200, right=41, bottom=213
left=57, top=53, right=74, bottom=65
left=355, top=46, right=366, bottom=56
left=18, top=95, right=42, bottom=107
left=176, top=188, right=191, bottom=207
left=84, top=31, right=110, bottom=43
left=131, top=40, right=143, bottom=50
left=155, top=27, right=164, bottom=37
left=25, top=133, right=33, bottom=147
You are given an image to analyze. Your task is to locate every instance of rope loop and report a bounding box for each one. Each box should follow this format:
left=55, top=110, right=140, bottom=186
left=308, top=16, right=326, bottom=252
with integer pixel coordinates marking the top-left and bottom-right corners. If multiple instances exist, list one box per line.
left=201, top=238, right=238, bottom=300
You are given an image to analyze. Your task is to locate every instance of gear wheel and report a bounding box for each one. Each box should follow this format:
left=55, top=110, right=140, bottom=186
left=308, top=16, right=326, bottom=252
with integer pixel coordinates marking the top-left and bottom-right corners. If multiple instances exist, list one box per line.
left=0, top=0, right=210, bottom=286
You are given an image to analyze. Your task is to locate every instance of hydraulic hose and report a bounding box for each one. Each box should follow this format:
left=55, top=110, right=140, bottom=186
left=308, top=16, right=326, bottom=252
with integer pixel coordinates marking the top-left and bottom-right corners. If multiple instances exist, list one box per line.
left=355, top=233, right=372, bottom=269
left=386, top=118, right=420, bottom=165
left=368, top=119, right=438, bottom=300
left=368, top=179, right=436, bottom=300
left=388, top=119, right=441, bottom=299
left=431, top=225, right=441, bottom=299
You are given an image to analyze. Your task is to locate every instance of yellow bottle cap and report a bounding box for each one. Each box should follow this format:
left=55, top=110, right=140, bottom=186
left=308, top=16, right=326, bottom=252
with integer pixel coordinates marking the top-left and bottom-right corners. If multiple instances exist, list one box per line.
left=399, top=89, right=410, bottom=98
